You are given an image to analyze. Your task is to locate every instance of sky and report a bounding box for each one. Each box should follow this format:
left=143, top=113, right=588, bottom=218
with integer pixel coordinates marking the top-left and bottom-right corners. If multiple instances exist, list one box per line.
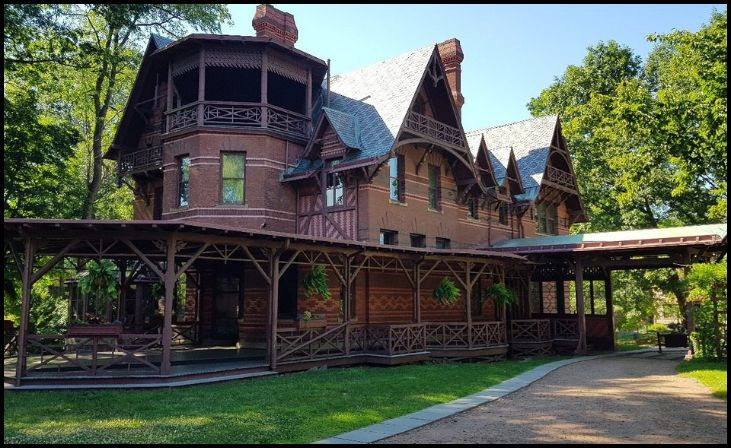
left=221, top=4, right=725, bottom=131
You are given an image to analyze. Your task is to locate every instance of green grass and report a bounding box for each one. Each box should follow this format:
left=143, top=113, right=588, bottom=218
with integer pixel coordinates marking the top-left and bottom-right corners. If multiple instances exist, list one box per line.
left=615, top=332, right=657, bottom=351
left=4, top=357, right=555, bottom=444
left=676, top=358, right=727, bottom=401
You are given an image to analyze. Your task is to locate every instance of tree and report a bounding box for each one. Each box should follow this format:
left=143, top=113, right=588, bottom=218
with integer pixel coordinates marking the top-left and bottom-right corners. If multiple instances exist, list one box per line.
left=4, top=4, right=232, bottom=219
left=528, top=10, right=727, bottom=329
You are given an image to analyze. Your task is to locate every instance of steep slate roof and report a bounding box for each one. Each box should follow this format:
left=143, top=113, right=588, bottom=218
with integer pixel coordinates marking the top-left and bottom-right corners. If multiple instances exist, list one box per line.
left=322, top=107, right=361, bottom=150
left=151, top=33, right=173, bottom=49
left=466, top=133, right=507, bottom=184
left=285, top=44, right=435, bottom=176
left=469, top=115, right=558, bottom=201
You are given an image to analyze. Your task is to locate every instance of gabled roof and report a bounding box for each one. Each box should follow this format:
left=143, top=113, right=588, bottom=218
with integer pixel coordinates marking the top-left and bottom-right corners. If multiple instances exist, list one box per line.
left=150, top=33, right=173, bottom=49
left=466, top=133, right=498, bottom=188
left=469, top=115, right=557, bottom=201
left=285, top=45, right=435, bottom=177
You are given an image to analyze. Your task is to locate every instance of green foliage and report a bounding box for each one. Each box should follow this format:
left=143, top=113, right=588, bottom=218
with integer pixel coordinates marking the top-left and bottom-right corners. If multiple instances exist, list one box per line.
left=676, top=358, right=727, bottom=400
left=432, top=277, right=461, bottom=305
left=648, top=323, right=670, bottom=333
left=484, top=283, right=517, bottom=308
left=303, top=265, right=331, bottom=301
left=686, top=261, right=727, bottom=360
left=3, top=357, right=557, bottom=443
left=78, top=260, right=118, bottom=321
left=3, top=90, right=82, bottom=218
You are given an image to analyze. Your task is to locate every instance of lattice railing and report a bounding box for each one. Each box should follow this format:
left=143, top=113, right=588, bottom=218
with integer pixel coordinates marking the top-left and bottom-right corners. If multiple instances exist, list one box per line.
left=167, top=103, right=198, bottom=131
left=204, top=102, right=261, bottom=127
left=118, top=146, right=163, bottom=177
left=545, top=165, right=576, bottom=190
left=171, top=322, right=199, bottom=345
left=472, top=322, right=507, bottom=347
left=25, top=333, right=162, bottom=375
left=551, top=318, right=579, bottom=339
left=404, top=111, right=465, bottom=147
left=267, top=105, right=307, bottom=135
left=510, top=319, right=551, bottom=342
left=276, top=323, right=348, bottom=363
left=425, top=322, right=506, bottom=349
left=369, top=324, right=426, bottom=355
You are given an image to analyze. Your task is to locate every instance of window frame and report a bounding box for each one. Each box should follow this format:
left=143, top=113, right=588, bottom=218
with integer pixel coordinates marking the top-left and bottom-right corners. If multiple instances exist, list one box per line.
left=467, top=196, right=479, bottom=219
left=427, top=164, right=441, bottom=210
left=220, top=152, right=246, bottom=205
left=498, top=204, right=509, bottom=226
left=379, top=229, right=398, bottom=246
left=177, top=155, right=191, bottom=208
left=326, top=170, right=345, bottom=208
left=410, top=233, right=426, bottom=248
left=388, top=155, right=405, bottom=203
left=435, top=237, right=451, bottom=249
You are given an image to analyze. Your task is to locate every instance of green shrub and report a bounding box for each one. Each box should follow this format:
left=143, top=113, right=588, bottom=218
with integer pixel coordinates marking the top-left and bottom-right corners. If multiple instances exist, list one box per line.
left=648, top=323, right=670, bottom=333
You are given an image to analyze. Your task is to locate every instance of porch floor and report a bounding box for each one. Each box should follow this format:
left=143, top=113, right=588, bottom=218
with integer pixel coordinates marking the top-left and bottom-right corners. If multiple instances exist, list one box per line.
left=4, top=345, right=268, bottom=382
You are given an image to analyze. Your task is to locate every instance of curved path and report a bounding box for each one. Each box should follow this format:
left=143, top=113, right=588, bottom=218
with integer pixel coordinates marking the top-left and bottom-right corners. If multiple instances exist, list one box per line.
left=378, top=352, right=727, bottom=444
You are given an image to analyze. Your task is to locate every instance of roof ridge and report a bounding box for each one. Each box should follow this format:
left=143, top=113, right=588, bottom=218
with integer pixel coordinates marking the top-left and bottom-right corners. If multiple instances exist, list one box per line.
left=467, top=114, right=558, bottom=135
left=331, top=43, right=435, bottom=81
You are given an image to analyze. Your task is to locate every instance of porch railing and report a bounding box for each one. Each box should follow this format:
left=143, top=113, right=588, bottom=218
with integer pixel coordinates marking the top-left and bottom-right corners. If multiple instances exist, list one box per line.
left=118, top=146, right=163, bottom=177
left=275, top=323, right=427, bottom=363
left=510, top=319, right=551, bottom=342
left=166, top=101, right=310, bottom=137
left=404, top=111, right=465, bottom=147
left=545, top=165, right=576, bottom=190
left=425, top=322, right=506, bottom=349
left=171, top=322, right=199, bottom=345
left=551, top=318, right=579, bottom=340
left=25, top=333, right=162, bottom=375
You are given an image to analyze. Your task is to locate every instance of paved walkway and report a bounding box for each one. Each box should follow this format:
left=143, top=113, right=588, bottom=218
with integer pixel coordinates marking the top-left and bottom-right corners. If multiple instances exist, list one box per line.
left=317, top=350, right=727, bottom=444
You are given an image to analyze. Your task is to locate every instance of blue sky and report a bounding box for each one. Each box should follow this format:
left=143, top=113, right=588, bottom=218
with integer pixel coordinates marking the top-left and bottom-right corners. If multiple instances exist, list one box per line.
left=222, top=4, right=725, bottom=131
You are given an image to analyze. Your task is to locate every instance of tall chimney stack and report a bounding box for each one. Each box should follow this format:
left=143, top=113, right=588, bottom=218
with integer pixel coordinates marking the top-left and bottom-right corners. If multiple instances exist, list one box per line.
left=437, top=38, right=465, bottom=116
left=252, top=4, right=298, bottom=47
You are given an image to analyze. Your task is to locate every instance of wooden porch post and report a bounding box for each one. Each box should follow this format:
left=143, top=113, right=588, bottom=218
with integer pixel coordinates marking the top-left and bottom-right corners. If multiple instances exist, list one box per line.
left=166, top=60, right=173, bottom=131
left=269, top=248, right=281, bottom=369
left=161, top=237, right=176, bottom=375
left=306, top=68, right=312, bottom=135
left=574, top=258, right=587, bottom=355
left=556, top=279, right=565, bottom=315
left=261, top=51, right=268, bottom=129
left=605, top=269, right=615, bottom=351
left=465, top=262, right=473, bottom=349
left=116, top=259, right=127, bottom=322
left=15, top=239, right=36, bottom=386
left=343, top=255, right=351, bottom=321
left=197, top=46, right=205, bottom=126
left=413, top=262, right=422, bottom=323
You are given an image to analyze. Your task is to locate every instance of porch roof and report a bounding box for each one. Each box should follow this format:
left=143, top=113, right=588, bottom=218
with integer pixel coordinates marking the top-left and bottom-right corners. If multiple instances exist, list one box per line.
left=487, top=224, right=727, bottom=255
left=4, top=219, right=525, bottom=262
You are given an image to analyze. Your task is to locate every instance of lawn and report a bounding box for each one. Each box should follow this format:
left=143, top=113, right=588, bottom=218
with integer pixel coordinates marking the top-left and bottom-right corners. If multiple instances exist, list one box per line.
left=4, top=357, right=555, bottom=444
left=615, top=332, right=657, bottom=351
left=676, top=358, right=727, bottom=401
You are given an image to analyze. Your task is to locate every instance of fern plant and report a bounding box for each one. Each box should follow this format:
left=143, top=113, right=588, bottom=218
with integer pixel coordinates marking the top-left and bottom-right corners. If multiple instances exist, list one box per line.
left=484, top=283, right=516, bottom=308
left=303, top=265, right=331, bottom=301
left=432, top=277, right=461, bottom=305
left=78, top=260, right=118, bottom=322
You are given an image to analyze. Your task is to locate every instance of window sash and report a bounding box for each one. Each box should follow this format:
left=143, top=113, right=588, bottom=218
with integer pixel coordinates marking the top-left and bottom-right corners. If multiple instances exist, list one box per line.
left=221, top=153, right=245, bottom=204
left=326, top=172, right=345, bottom=207
left=178, top=156, right=190, bottom=207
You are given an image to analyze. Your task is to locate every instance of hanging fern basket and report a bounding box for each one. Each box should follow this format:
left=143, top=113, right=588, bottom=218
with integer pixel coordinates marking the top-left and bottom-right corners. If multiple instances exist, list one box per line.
left=432, top=277, right=461, bottom=305
left=303, top=265, right=332, bottom=301
left=484, top=283, right=516, bottom=308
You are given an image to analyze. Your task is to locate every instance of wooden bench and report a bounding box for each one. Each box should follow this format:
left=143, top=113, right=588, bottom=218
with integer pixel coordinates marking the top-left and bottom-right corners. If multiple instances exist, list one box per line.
left=657, top=332, right=688, bottom=353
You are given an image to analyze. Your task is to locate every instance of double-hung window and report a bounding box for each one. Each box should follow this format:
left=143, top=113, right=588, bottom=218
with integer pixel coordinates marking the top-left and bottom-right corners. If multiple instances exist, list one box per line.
left=221, top=153, right=246, bottom=205
left=428, top=165, right=440, bottom=210
left=389, top=155, right=405, bottom=202
left=178, top=156, right=190, bottom=207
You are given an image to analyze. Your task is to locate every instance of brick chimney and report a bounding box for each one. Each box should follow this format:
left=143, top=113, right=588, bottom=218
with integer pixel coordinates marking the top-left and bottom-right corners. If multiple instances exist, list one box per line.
left=437, top=38, right=465, bottom=116
left=252, top=4, right=298, bottom=47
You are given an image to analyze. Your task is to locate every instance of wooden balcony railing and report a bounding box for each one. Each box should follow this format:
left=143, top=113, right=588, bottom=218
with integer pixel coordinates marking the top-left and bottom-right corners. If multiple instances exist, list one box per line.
left=551, top=318, right=579, bottom=339
left=404, top=111, right=465, bottom=147
left=166, top=101, right=310, bottom=138
left=25, top=333, right=162, bottom=375
left=425, top=322, right=506, bottom=349
left=510, top=319, right=551, bottom=342
left=118, top=146, right=163, bottom=177
left=275, top=323, right=427, bottom=364
left=545, top=165, right=576, bottom=190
